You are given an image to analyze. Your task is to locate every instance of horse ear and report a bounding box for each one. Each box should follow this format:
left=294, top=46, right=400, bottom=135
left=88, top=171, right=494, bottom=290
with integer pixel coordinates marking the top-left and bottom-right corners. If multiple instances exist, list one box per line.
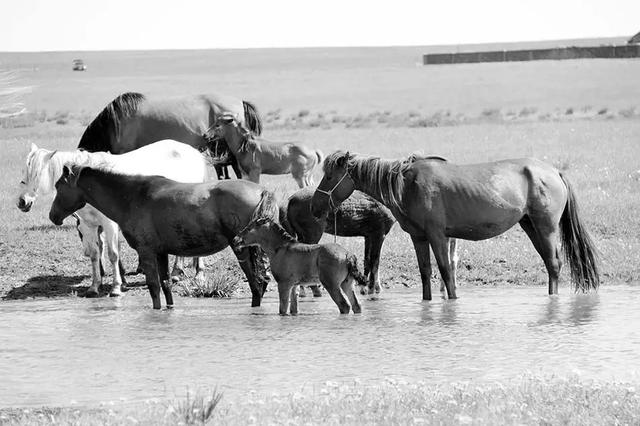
left=44, top=150, right=57, bottom=162
left=30, top=143, right=38, bottom=152
left=63, top=165, right=83, bottom=187
left=337, top=151, right=350, bottom=168
left=219, top=112, right=237, bottom=124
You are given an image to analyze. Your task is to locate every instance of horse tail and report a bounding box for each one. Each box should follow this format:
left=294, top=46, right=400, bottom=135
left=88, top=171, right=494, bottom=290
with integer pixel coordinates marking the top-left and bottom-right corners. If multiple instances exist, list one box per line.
left=559, top=172, right=600, bottom=292
left=78, top=92, right=145, bottom=152
left=346, top=254, right=367, bottom=287
left=242, top=100, right=263, bottom=136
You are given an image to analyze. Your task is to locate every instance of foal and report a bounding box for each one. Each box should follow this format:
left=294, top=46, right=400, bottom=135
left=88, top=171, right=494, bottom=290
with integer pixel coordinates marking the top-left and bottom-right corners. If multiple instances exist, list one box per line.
left=213, top=112, right=323, bottom=187
left=234, top=217, right=364, bottom=315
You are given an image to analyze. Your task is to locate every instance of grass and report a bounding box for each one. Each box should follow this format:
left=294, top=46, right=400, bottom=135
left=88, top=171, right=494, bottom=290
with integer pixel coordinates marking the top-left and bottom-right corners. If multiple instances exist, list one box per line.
left=2, top=377, right=638, bottom=425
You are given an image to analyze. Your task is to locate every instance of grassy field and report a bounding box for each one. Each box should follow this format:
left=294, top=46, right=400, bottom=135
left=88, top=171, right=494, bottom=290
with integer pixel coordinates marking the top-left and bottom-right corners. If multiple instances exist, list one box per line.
left=1, top=45, right=640, bottom=422
left=2, top=377, right=639, bottom=425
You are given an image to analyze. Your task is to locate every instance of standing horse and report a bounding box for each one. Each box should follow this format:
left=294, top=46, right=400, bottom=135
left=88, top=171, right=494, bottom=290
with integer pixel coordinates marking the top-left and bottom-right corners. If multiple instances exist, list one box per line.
left=50, top=166, right=279, bottom=309
left=234, top=217, right=364, bottom=315
left=75, top=92, right=263, bottom=181
left=17, top=141, right=208, bottom=296
left=212, top=112, right=323, bottom=187
left=311, top=151, right=600, bottom=300
left=283, top=187, right=395, bottom=296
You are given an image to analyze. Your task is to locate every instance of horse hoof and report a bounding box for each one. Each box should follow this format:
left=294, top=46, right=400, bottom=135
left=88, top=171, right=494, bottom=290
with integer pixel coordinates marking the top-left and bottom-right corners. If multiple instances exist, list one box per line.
left=85, top=289, right=99, bottom=298
left=109, top=289, right=122, bottom=297
left=166, top=305, right=174, bottom=310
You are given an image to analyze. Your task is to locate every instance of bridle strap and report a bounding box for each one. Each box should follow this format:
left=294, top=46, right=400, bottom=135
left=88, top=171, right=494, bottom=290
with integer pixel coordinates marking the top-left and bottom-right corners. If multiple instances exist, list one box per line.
left=315, top=171, right=350, bottom=243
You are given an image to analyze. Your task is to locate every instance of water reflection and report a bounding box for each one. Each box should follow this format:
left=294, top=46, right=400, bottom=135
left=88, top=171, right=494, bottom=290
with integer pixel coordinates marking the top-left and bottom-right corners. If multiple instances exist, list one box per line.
left=535, top=293, right=600, bottom=327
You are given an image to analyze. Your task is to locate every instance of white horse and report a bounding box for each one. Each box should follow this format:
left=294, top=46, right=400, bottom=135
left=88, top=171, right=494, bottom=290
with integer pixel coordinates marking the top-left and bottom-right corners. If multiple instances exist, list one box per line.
left=17, top=141, right=208, bottom=297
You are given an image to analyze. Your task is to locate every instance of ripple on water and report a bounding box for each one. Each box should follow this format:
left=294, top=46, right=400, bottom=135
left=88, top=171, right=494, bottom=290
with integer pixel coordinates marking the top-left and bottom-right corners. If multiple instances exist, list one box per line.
left=1, top=285, right=639, bottom=407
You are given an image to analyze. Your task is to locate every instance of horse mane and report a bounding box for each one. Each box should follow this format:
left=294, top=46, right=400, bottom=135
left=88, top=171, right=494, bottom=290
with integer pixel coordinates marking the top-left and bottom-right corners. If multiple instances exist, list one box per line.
left=267, top=220, right=298, bottom=244
left=249, top=189, right=279, bottom=224
left=26, top=148, right=111, bottom=194
left=77, top=92, right=145, bottom=152
left=323, top=151, right=416, bottom=214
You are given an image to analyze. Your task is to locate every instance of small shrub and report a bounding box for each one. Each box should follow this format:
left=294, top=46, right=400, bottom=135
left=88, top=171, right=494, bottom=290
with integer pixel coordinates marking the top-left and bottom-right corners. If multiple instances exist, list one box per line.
left=597, top=107, right=608, bottom=115
left=297, top=109, right=310, bottom=118
left=171, top=388, right=223, bottom=425
left=565, top=107, right=574, bottom=115
left=481, top=108, right=502, bottom=119
left=618, top=107, right=637, bottom=118
left=518, top=107, right=538, bottom=117
left=176, top=269, right=239, bottom=298
left=55, top=118, right=68, bottom=125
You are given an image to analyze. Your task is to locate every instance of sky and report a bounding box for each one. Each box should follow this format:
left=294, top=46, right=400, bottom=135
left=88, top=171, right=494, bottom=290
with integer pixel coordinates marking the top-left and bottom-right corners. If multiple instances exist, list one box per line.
left=1, top=0, right=639, bottom=52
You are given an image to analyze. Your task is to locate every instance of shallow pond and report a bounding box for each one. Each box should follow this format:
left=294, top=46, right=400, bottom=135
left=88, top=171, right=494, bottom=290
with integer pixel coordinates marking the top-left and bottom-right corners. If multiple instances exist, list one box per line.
left=1, top=285, right=639, bottom=407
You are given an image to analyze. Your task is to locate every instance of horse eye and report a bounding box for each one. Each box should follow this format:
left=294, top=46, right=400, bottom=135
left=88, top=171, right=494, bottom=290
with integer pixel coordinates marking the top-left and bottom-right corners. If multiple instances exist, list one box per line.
left=20, top=180, right=26, bottom=185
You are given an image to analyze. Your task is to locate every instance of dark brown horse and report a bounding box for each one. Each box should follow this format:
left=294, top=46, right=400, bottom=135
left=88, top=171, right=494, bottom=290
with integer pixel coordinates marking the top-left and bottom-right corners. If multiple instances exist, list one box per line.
left=49, top=165, right=278, bottom=309
left=283, top=187, right=395, bottom=296
left=311, top=151, right=600, bottom=300
left=78, top=92, right=263, bottom=180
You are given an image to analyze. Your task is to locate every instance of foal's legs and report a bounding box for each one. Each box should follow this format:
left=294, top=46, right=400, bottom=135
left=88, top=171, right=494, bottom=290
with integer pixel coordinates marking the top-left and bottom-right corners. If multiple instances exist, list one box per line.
left=78, top=221, right=103, bottom=297
left=320, top=273, right=352, bottom=314
left=289, top=285, right=300, bottom=315
left=341, top=276, right=361, bottom=313
left=520, top=215, right=562, bottom=295
left=278, top=281, right=293, bottom=315
left=411, top=235, right=433, bottom=301
left=430, top=233, right=457, bottom=299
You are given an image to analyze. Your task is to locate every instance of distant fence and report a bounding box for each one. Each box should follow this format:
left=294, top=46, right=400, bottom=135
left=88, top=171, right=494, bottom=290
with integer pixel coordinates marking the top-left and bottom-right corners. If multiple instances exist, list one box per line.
left=423, top=44, right=640, bottom=65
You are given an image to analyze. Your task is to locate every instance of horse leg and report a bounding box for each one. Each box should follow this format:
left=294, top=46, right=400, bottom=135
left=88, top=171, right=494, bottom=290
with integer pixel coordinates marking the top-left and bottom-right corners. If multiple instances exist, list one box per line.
left=170, top=256, right=187, bottom=282
left=104, top=222, right=124, bottom=297
left=368, top=234, right=384, bottom=295
left=410, top=235, right=433, bottom=301
left=278, top=281, right=292, bottom=316
left=441, top=238, right=459, bottom=297
left=520, top=216, right=562, bottom=295
left=139, top=251, right=162, bottom=309
left=289, top=284, right=300, bottom=315
left=157, top=253, right=174, bottom=308
left=341, top=276, right=361, bottom=313
left=321, top=276, right=351, bottom=314
left=193, top=257, right=206, bottom=283
left=299, top=285, right=307, bottom=298
left=361, top=237, right=372, bottom=295
left=232, top=244, right=268, bottom=307
left=230, top=156, right=242, bottom=179
left=79, top=221, right=102, bottom=297
left=430, top=234, right=457, bottom=299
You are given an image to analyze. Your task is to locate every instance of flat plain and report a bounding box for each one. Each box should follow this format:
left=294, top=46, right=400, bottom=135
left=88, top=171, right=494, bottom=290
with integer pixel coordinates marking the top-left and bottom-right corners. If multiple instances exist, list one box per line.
left=1, top=44, right=640, bottom=423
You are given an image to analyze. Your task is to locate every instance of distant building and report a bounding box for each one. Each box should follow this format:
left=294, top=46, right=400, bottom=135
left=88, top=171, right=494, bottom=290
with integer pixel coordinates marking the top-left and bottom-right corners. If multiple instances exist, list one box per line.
left=629, top=31, right=640, bottom=44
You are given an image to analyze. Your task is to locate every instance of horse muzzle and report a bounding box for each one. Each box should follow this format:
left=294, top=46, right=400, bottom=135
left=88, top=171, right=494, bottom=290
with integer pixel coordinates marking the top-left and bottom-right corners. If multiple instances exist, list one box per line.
left=49, top=211, right=64, bottom=226
left=16, top=196, right=33, bottom=212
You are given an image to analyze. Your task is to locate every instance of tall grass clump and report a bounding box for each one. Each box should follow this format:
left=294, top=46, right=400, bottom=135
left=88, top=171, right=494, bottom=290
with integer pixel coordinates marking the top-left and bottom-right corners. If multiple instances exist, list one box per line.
left=169, top=388, right=223, bottom=425
left=176, top=268, right=240, bottom=298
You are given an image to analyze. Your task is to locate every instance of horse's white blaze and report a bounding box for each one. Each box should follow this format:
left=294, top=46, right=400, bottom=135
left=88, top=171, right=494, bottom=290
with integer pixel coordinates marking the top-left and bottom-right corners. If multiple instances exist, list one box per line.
left=20, top=140, right=208, bottom=295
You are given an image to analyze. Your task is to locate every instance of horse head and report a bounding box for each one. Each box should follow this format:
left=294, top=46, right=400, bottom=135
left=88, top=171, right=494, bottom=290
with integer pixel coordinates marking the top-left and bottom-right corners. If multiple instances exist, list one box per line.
left=49, top=165, right=86, bottom=226
left=214, top=112, right=254, bottom=152
left=311, top=150, right=355, bottom=218
left=17, top=143, right=58, bottom=212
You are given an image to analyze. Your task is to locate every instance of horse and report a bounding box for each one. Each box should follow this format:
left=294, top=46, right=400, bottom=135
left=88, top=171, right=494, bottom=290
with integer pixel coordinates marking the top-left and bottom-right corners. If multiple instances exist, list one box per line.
left=283, top=187, right=396, bottom=296
left=74, top=92, right=263, bottom=181
left=49, top=166, right=279, bottom=309
left=311, top=151, right=600, bottom=300
left=233, top=217, right=364, bottom=315
left=212, top=112, right=323, bottom=187
left=17, top=141, right=209, bottom=296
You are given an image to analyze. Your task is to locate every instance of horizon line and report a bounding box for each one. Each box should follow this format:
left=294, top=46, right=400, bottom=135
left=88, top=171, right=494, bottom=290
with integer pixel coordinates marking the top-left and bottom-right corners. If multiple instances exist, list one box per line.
left=0, top=35, right=629, bottom=55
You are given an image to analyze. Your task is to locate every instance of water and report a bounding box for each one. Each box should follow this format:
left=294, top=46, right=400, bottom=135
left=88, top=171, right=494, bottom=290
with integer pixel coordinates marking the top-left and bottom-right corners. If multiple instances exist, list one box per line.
left=1, top=285, right=639, bottom=408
